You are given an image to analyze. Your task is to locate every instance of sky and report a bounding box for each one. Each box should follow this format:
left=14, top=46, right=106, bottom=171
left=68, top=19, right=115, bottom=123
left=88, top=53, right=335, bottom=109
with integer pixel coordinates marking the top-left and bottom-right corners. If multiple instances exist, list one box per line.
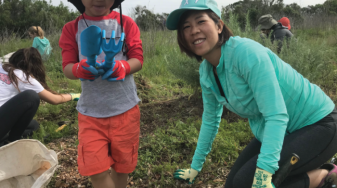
left=52, top=0, right=327, bottom=16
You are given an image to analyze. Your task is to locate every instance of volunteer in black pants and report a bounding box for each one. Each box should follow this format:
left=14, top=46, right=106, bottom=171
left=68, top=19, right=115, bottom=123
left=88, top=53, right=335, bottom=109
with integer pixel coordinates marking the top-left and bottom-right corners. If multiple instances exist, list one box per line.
left=0, top=90, right=40, bottom=144
left=225, top=109, right=337, bottom=188
left=0, top=47, right=81, bottom=145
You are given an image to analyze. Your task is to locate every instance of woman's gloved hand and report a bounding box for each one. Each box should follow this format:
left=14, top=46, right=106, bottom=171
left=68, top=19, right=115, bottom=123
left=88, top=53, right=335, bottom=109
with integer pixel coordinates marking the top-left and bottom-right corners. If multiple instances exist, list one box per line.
left=173, top=168, right=199, bottom=184
left=69, top=93, right=81, bottom=101
left=252, top=168, right=275, bottom=188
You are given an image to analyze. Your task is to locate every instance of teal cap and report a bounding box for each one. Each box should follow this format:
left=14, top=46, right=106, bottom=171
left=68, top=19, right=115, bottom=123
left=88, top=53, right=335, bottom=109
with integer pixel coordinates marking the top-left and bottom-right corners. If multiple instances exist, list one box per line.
left=166, top=0, right=221, bottom=30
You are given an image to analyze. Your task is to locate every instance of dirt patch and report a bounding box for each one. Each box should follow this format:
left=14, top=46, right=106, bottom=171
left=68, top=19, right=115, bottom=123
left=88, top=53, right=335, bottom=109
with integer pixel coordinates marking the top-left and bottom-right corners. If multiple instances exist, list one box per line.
left=139, top=95, right=203, bottom=136
left=37, top=101, right=77, bottom=123
left=135, top=74, right=245, bottom=137
left=47, top=137, right=90, bottom=188
left=45, top=76, right=245, bottom=187
left=139, top=95, right=245, bottom=137
left=47, top=136, right=230, bottom=188
left=46, top=94, right=240, bottom=188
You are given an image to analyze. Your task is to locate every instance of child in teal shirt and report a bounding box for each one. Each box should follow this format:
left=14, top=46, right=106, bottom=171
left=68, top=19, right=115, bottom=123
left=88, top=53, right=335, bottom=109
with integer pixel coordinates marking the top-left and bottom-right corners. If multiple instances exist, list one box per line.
left=28, top=26, right=52, bottom=60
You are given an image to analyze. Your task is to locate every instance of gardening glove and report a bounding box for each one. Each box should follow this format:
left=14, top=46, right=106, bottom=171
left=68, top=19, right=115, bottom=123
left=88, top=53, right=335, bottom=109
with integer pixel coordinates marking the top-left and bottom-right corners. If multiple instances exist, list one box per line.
left=173, top=168, right=199, bottom=184
left=69, top=93, right=81, bottom=101
left=252, top=168, right=275, bottom=188
left=96, top=59, right=130, bottom=81
left=72, top=59, right=104, bottom=81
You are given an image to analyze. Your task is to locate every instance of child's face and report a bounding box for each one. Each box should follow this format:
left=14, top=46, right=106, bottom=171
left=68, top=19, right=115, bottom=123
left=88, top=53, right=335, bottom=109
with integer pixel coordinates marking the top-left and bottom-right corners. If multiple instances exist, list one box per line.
left=82, top=0, right=115, bottom=17
left=182, top=12, right=222, bottom=58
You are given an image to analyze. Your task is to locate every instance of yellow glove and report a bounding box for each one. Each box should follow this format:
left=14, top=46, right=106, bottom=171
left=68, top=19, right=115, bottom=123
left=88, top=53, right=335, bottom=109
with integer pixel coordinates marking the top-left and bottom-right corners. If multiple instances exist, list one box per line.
left=69, top=93, right=81, bottom=101
left=173, top=168, right=198, bottom=184
left=252, top=168, right=275, bottom=188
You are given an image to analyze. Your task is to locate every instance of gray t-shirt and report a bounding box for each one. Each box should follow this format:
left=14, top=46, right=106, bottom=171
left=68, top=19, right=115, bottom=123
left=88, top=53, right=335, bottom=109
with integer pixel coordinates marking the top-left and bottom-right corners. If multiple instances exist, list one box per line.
left=69, top=13, right=141, bottom=118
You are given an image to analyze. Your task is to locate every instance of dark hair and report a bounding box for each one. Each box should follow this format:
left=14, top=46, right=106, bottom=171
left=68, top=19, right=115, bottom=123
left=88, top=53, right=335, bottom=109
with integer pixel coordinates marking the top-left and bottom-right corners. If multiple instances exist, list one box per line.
left=177, top=9, right=234, bottom=62
left=72, top=0, right=123, bottom=14
left=2, top=47, right=56, bottom=94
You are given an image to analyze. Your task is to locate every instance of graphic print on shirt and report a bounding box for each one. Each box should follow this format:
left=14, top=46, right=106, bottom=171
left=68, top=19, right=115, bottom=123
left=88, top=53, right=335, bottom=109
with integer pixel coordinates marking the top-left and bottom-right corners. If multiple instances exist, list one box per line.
left=0, top=73, right=11, bottom=85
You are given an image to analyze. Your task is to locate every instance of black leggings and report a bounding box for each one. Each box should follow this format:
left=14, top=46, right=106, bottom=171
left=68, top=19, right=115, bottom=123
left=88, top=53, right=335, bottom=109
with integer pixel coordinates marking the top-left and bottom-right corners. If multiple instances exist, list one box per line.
left=225, top=108, right=337, bottom=188
left=0, top=90, right=40, bottom=142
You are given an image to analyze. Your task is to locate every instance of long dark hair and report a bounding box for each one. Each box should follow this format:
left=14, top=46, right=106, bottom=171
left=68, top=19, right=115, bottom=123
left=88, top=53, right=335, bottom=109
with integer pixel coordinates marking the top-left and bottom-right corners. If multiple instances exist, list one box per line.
left=2, top=47, right=56, bottom=93
left=177, top=9, right=234, bottom=62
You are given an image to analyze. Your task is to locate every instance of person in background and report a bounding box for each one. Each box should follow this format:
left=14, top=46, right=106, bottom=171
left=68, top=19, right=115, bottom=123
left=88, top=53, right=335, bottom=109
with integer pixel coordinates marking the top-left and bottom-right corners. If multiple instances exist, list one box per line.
left=258, top=14, right=293, bottom=53
left=28, top=26, right=52, bottom=60
left=279, top=17, right=291, bottom=31
left=0, top=47, right=80, bottom=146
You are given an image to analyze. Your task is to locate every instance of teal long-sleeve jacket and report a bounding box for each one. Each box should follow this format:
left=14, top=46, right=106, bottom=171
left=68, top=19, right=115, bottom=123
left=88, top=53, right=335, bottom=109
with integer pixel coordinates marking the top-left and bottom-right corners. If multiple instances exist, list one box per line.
left=191, top=36, right=334, bottom=174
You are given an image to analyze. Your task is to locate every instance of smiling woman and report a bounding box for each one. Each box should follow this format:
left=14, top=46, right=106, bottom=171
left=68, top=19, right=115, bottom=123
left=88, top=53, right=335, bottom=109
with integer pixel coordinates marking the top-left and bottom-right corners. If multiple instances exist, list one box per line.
left=177, top=9, right=233, bottom=62
left=166, top=0, right=337, bottom=188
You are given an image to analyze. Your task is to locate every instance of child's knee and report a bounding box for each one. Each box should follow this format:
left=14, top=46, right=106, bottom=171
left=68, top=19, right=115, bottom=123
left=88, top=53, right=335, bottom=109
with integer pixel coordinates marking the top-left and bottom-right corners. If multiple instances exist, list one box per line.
left=90, top=170, right=110, bottom=181
left=22, top=90, right=40, bottom=105
left=111, top=168, right=128, bottom=177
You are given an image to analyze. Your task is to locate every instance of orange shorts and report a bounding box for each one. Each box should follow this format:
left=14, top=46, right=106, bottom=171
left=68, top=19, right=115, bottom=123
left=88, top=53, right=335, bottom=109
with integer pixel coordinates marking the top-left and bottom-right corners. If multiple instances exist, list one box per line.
left=77, top=105, right=140, bottom=176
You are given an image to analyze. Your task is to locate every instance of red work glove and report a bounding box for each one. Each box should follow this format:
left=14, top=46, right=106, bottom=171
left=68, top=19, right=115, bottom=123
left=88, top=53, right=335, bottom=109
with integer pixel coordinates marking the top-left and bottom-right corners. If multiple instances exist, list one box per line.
left=72, top=59, right=103, bottom=81
left=98, top=59, right=130, bottom=81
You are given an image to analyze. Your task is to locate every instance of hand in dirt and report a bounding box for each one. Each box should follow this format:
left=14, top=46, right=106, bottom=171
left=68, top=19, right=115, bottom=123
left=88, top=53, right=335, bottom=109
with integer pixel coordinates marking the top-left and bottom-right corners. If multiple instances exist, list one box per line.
left=173, top=168, right=198, bottom=184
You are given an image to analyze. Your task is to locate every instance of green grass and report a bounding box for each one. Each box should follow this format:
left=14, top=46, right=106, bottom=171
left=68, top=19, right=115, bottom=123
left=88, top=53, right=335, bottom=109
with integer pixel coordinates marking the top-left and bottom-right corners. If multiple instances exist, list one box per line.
left=133, top=118, right=252, bottom=186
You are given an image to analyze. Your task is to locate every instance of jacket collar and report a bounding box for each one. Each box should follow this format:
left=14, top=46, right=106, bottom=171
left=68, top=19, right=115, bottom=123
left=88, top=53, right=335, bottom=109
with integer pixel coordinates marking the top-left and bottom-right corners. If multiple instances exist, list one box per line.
left=273, top=23, right=288, bottom=30
left=200, top=38, right=233, bottom=87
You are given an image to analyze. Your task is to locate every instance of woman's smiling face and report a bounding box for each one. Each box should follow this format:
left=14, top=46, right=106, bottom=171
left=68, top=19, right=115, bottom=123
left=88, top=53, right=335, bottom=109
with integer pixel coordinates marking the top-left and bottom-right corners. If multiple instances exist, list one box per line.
left=182, top=11, right=223, bottom=58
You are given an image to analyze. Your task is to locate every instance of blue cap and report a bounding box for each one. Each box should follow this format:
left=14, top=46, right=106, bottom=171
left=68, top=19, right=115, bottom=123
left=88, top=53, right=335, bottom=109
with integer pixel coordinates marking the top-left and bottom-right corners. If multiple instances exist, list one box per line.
left=166, top=0, right=221, bottom=30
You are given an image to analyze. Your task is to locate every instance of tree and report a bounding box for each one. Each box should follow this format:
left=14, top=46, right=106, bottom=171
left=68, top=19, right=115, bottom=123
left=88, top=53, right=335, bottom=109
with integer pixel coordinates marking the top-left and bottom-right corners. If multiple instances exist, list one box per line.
left=222, top=0, right=287, bottom=29
left=132, top=5, right=168, bottom=31
left=324, top=0, right=337, bottom=15
left=222, top=0, right=310, bottom=30
left=0, top=0, right=79, bottom=38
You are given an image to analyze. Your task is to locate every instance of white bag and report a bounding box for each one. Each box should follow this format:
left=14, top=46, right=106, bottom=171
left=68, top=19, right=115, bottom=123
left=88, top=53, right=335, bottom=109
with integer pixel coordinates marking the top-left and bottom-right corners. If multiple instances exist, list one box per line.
left=0, top=139, right=58, bottom=188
